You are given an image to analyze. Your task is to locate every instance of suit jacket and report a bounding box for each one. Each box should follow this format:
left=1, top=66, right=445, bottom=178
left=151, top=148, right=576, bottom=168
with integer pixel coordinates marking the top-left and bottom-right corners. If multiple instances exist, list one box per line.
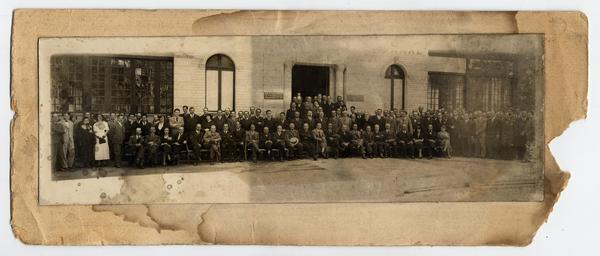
left=137, top=121, right=152, bottom=136
left=203, top=130, right=221, bottom=144
left=397, top=130, right=412, bottom=142
left=184, top=114, right=201, bottom=133
left=245, top=130, right=260, bottom=144
left=213, top=116, right=227, bottom=132
left=108, top=121, right=126, bottom=144
left=300, top=129, right=314, bottom=143
left=384, top=129, right=397, bottom=142
left=249, top=116, right=264, bottom=131
left=272, top=131, right=286, bottom=143
left=128, top=134, right=145, bottom=146
left=188, top=130, right=204, bottom=146
left=262, top=117, right=276, bottom=132
left=169, top=115, right=184, bottom=131
left=233, top=128, right=246, bottom=143
left=145, top=133, right=161, bottom=147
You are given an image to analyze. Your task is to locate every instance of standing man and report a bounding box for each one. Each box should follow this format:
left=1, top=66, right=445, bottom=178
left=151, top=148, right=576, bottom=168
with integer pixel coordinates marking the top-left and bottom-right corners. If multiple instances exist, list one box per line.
left=60, top=113, right=75, bottom=170
left=51, top=114, right=65, bottom=171
left=184, top=107, right=201, bottom=137
left=109, top=115, right=126, bottom=168
left=169, top=108, right=185, bottom=136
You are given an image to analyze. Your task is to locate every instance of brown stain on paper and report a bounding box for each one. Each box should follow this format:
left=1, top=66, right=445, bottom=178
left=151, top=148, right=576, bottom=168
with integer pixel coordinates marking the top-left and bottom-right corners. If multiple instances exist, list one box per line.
left=10, top=10, right=586, bottom=245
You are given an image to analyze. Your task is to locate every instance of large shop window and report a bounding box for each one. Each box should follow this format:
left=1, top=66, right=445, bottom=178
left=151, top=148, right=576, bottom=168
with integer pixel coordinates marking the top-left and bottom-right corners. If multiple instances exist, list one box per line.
left=205, top=54, right=235, bottom=111
left=427, top=72, right=465, bottom=111
left=465, top=59, right=514, bottom=112
left=51, top=55, right=173, bottom=114
left=384, top=64, right=406, bottom=110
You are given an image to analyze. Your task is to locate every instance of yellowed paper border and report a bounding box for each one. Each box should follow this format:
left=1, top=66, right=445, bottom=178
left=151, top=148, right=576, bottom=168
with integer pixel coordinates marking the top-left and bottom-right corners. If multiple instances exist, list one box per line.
left=11, top=10, right=586, bottom=245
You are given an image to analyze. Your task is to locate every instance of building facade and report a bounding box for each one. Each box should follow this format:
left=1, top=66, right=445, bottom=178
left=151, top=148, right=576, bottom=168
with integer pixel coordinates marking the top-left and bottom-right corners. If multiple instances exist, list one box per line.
left=45, top=35, right=543, bottom=115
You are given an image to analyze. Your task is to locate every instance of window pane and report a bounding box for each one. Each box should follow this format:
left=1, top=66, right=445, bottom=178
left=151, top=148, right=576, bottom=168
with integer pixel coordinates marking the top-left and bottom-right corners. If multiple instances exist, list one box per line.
left=206, top=70, right=219, bottom=110
left=221, top=71, right=234, bottom=110
left=392, top=79, right=404, bottom=110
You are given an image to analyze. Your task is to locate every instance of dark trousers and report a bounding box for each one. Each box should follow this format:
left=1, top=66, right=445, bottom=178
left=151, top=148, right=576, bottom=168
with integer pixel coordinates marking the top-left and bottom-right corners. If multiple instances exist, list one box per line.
left=397, top=140, right=414, bottom=158
left=111, top=143, right=122, bottom=165
left=424, top=139, right=436, bottom=158
left=302, top=141, right=315, bottom=157
left=247, top=142, right=260, bottom=160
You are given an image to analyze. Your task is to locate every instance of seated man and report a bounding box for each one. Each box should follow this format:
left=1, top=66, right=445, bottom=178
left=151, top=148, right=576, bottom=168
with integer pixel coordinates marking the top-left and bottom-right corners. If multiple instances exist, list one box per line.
left=312, top=122, right=328, bottom=159
left=300, top=123, right=317, bottom=160
left=188, top=123, right=205, bottom=165
left=220, top=123, right=235, bottom=162
left=271, top=125, right=287, bottom=161
left=350, top=123, right=367, bottom=159
left=203, top=125, right=222, bottom=164
left=285, top=122, right=302, bottom=159
left=232, top=121, right=246, bottom=161
left=325, top=122, right=341, bottom=159
left=338, top=124, right=353, bottom=157
left=128, top=127, right=145, bottom=168
left=396, top=124, right=414, bottom=158
left=245, top=124, right=260, bottom=162
left=160, top=127, right=174, bottom=166
left=383, top=123, right=398, bottom=157
left=144, top=126, right=161, bottom=166
left=424, top=124, right=437, bottom=159
left=413, top=126, right=425, bottom=159
left=362, top=125, right=375, bottom=158
left=171, top=126, right=187, bottom=164
left=373, top=124, right=385, bottom=158
left=259, top=126, right=273, bottom=159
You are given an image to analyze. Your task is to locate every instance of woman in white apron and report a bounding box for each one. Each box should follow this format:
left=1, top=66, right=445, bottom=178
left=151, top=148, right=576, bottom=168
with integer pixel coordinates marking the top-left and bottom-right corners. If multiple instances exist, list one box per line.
left=93, top=114, right=110, bottom=166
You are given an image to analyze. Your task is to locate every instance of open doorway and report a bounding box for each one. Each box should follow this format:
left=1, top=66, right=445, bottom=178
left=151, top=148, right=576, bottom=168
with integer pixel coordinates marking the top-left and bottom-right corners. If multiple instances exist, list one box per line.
left=292, top=64, right=330, bottom=98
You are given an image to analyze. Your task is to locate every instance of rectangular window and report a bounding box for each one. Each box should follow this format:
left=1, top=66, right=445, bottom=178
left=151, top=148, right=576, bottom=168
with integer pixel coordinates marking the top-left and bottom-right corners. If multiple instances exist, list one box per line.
left=50, top=55, right=173, bottom=114
left=428, top=72, right=465, bottom=111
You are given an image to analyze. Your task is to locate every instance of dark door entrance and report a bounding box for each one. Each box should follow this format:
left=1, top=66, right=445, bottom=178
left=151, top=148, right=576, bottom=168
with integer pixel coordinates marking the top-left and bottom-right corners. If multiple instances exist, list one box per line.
left=292, top=64, right=330, bottom=98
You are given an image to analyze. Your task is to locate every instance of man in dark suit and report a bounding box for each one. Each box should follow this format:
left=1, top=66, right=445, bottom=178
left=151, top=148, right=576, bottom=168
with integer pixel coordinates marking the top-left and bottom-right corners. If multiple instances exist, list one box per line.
left=184, top=107, right=201, bottom=136
left=271, top=125, right=287, bottom=161
left=138, top=115, right=152, bottom=136
left=299, top=123, right=317, bottom=160
left=128, top=127, right=145, bottom=169
left=188, top=123, right=204, bottom=165
left=109, top=115, right=126, bottom=167
left=171, top=126, right=187, bottom=165
left=424, top=124, right=437, bottom=159
left=249, top=108, right=264, bottom=131
left=262, top=110, right=276, bottom=132
left=213, top=110, right=227, bottom=132
left=144, top=126, right=161, bottom=166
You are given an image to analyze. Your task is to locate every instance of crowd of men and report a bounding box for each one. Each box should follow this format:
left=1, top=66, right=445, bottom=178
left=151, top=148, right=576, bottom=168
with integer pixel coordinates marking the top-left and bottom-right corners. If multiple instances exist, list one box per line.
left=51, top=94, right=536, bottom=171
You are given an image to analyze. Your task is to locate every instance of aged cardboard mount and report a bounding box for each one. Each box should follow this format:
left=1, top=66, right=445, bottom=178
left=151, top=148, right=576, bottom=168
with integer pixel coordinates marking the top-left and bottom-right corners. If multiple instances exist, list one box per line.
left=10, top=10, right=586, bottom=245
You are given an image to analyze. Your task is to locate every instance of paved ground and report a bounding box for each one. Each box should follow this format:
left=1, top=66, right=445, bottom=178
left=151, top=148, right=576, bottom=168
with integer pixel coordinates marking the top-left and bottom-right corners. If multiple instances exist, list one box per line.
left=52, top=157, right=544, bottom=204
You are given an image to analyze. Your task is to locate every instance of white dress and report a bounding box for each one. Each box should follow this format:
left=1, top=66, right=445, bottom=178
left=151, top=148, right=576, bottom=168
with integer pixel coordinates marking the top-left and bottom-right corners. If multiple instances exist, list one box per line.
left=93, top=121, right=110, bottom=160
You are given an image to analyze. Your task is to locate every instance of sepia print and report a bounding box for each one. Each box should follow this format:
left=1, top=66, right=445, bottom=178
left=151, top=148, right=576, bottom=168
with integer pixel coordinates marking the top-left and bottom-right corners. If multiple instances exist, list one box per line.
left=39, top=34, right=544, bottom=205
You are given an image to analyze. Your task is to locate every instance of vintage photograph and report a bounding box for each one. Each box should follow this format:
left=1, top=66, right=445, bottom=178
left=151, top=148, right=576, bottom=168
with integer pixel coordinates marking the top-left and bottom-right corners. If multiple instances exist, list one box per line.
left=38, top=35, right=544, bottom=204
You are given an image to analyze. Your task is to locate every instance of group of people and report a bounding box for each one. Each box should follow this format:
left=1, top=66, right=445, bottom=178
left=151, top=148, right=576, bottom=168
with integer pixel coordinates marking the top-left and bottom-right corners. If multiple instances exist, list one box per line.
left=50, top=93, right=535, bottom=172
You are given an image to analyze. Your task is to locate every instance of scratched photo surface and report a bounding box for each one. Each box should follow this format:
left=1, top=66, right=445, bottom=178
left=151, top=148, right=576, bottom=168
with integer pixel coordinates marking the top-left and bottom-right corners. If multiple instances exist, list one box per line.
left=39, top=34, right=544, bottom=205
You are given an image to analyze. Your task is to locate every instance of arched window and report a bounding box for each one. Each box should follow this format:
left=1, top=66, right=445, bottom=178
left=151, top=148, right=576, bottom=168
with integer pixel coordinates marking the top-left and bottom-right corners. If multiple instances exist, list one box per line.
left=385, top=64, right=406, bottom=110
left=205, top=54, right=235, bottom=111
